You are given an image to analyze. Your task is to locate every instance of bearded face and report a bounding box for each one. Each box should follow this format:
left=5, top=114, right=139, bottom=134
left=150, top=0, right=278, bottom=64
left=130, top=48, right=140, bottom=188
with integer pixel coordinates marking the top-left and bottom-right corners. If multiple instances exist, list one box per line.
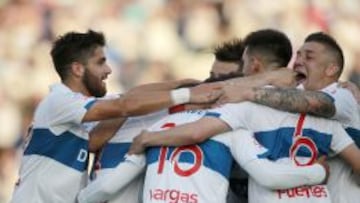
left=81, top=47, right=111, bottom=97
left=82, top=67, right=107, bottom=97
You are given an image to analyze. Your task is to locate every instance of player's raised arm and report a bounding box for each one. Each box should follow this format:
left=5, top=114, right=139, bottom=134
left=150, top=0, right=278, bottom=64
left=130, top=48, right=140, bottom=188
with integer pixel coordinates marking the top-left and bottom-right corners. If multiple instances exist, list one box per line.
left=82, top=82, right=223, bottom=122
left=128, top=117, right=230, bottom=154
left=128, top=102, right=253, bottom=154
left=218, top=85, right=335, bottom=118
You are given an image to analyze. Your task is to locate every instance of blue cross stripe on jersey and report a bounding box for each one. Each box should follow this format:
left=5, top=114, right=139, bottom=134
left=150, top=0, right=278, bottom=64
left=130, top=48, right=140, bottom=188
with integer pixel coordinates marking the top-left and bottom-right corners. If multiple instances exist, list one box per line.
left=346, top=127, right=360, bottom=147
left=24, top=128, right=88, bottom=172
left=84, top=99, right=97, bottom=110
left=146, top=139, right=233, bottom=179
left=255, top=127, right=332, bottom=160
left=99, top=142, right=131, bottom=168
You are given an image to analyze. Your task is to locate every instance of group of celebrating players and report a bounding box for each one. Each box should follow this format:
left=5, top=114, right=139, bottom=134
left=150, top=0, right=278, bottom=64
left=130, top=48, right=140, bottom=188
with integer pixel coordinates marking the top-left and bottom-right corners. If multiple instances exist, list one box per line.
left=10, top=28, right=360, bottom=203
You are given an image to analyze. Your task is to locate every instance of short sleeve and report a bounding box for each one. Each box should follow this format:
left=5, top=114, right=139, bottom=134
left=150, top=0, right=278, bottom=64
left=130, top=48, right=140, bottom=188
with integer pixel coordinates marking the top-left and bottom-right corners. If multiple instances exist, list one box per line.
left=205, top=102, right=254, bottom=130
left=321, top=86, right=358, bottom=125
left=49, top=92, right=96, bottom=126
left=330, top=121, right=354, bottom=155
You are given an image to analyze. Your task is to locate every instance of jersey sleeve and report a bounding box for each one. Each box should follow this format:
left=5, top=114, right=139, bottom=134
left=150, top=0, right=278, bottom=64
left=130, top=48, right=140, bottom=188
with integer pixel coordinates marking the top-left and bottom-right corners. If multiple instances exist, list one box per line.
left=77, top=154, right=146, bottom=203
left=321, top=87, right=357, bottom=125
left=330, top=121, right=354, bottom=155
left=50, top=93, right=96, bottom=126
left=228, top=129, right=326, bottom=189
left=205, top=102, right=255, bottom=130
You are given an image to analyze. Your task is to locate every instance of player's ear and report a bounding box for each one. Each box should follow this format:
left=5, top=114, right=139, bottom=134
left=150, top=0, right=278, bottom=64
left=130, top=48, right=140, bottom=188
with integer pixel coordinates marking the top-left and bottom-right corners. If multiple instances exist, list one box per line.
left=251, top=56, right=262, bottom=74
left=70, top=62, right=85, bottom=78
left=325, top=63, right=339, bottom=78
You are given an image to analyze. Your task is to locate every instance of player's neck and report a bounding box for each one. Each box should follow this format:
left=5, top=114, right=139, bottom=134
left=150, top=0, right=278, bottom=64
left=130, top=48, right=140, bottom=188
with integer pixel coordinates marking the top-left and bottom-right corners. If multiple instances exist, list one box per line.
left=63, top=79, right=92, bottom=97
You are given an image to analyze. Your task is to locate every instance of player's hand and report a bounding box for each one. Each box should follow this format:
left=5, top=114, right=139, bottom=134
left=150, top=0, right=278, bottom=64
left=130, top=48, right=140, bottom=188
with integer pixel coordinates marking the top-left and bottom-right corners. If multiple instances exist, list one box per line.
left=189, top=83, right=223, bottom=104
left=213, top=85, right=252, bottom=106
left=315, top=156, right=329, bottom=184
left=268, top=68, right=299, bottom=88
left=338, top=81, right=360, bottom=104
left=128, top=130, right=148, bottom=155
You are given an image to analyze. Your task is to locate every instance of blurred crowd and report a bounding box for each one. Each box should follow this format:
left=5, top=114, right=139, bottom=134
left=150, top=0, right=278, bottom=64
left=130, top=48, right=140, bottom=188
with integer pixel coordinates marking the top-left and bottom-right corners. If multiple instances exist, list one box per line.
left=1, top=0, right=360, bottom=202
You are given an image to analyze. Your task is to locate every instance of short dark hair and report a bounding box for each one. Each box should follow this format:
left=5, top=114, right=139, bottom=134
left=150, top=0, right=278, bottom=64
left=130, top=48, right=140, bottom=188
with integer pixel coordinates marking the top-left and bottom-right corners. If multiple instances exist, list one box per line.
left=305, top=32, right=344, bottom=77
left=243, top=29, right=292, bottom=67
left=50, top=30, right=106, bottom=81
left=214, top=39, right=244, bottom=64
left=203, top=71, right=243, bottom=83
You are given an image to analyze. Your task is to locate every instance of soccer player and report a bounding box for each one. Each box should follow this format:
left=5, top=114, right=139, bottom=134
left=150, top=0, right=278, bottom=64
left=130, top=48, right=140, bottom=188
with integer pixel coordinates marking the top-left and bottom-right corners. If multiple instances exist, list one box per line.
left=208, top=39, right=244, bottom=80
left=129, top=31, right=360, bottom=203
left=77, top=31, right=307, bottom=203
left=78, top=38, right=246, bottom=203
left=141, top=108, right=330, bottom=203
left=215, top=32, right=360, bottom=203
left=10, top=30, right=224, bottom=203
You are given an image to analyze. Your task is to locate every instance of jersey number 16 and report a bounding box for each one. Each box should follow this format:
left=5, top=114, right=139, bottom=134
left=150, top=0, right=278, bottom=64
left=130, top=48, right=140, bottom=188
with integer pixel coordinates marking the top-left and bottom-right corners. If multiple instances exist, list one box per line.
left=157, top=123, right=204, bottom=177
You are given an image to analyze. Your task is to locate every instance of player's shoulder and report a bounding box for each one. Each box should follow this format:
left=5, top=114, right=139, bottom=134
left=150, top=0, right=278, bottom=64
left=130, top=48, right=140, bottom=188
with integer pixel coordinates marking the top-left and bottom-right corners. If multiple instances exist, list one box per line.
left=213, top=101, right=267, bottom=115
left=321, top=82, right=355, bottom=100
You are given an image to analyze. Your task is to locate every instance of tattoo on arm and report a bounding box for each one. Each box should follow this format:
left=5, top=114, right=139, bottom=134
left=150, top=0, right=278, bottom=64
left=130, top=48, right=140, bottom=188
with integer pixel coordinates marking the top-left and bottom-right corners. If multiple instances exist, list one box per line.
left=252, top=87, right=335, bottom=118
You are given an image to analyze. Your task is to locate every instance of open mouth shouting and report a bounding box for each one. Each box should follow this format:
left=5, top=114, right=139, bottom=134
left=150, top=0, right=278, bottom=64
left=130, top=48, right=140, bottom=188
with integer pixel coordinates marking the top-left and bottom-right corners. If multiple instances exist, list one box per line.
left=295, top=70, right=307, bottom=85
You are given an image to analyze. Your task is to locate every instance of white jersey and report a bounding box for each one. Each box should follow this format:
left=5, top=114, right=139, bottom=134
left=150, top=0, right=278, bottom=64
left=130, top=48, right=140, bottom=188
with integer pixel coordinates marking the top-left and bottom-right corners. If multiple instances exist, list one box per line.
left=11, top=83, right=96, bottom=203
left=320, top=83, right=360, bottom=203
left=207, top=101, right=354, bottom=203
left=95, top=110, right=168, bottom=203
left=143, top=109, right=326, bottom=203
left=144, top=110, right=236, bottom=203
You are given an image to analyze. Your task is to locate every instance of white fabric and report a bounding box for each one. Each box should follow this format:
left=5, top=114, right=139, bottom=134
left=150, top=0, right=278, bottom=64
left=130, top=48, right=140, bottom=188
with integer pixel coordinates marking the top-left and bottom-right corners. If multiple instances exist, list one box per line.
left=226, top=131, right=326, bottom=189
left=81, top=110, right=168, bottom=203
left=321, top=83, right=358, bottom=127
left=77, top=154, right=146, bottom=203
left=11, top=83, right=96, bottom=203
left=143, top=110, right=326, bottom=203
left=210, top=102, right=353, bottom=156
left=207, top=101, right=354, bottom=203
left=144, top=110, right=226, bottom=203
left=320, top=82, right=360, bottom=203
left=170, top=88, right=190, bottom=105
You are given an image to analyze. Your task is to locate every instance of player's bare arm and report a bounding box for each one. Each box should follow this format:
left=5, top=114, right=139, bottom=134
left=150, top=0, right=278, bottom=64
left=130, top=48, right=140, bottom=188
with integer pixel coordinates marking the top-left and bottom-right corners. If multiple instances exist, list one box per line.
left=216, top=67, right=336, bottom=118
left=217, top=69, right=299, bottom=103
left=88, top=117, right=127, bottom=152
left=217, top=86, right=335, bottom=118
left=128, top=117, right=230, bottom=154
left=339, top=143, right=360, bottom=175
left=223, top=68, right=298, bottom=88
left=248, top=87, right=336, bottom=118
left=82, top=82, right=223, bottom=122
